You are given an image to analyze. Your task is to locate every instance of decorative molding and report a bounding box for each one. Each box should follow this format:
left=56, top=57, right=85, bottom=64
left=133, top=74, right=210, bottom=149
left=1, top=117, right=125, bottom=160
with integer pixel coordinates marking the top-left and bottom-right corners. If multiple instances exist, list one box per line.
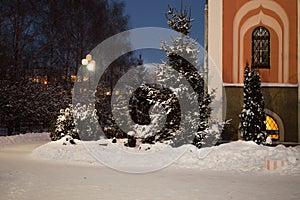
left=233, top=0, right=289, bottom=83
left=239, top=11, right=283, bottom=83
left=223, top=83, right=298, bottom=87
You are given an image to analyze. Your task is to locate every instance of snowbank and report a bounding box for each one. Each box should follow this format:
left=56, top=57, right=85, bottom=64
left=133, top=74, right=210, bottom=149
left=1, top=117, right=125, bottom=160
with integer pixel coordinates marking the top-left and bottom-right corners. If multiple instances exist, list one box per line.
left=0, top=132, right=50, bottom=147
left=31, top=136, right=96, bottom=165
left=175, top=141, right=300, bottom=174
left=31, top=137, right=300, bottom=174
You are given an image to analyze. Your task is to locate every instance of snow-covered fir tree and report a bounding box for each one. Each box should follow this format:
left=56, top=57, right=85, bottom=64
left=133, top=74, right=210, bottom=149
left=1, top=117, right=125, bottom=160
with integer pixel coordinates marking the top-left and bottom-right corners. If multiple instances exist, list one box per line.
left=129, top=83, right=181, bottom=142
left=50, top=105, right=79, bottom=141
left=239, top=64, right=267, bottom=144
left=160, top=4, right=214, bottom=147
left=110, top=3, right=219, bottom=147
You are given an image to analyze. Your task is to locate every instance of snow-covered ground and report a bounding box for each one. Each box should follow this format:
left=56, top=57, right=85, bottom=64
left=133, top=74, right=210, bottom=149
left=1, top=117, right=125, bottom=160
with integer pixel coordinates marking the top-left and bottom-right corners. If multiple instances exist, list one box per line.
left=30, top=135, right=300, bottom=175
left=0, top=132, right=50, bottom=147
left=1, top=133, right=300, bottom=200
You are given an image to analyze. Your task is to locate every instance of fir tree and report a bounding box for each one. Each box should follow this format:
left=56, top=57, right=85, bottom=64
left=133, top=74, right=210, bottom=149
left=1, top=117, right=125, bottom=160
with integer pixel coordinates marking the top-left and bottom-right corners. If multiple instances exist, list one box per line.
left=129, top=83, right=181, bottom=142
left=121, top=3, right=215, bottom=147
left=239, top=64, right=267, bottom=144
left=160, top=3, right=214, bottom=147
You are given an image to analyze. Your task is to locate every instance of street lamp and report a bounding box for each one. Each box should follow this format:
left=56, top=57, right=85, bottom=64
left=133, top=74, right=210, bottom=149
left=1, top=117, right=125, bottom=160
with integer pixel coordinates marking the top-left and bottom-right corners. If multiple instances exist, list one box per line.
left=82, top=54, right=95, bottom=71
left=87, top=60, right=96, bottom=72
left=81, top=54, right=96, bottom=86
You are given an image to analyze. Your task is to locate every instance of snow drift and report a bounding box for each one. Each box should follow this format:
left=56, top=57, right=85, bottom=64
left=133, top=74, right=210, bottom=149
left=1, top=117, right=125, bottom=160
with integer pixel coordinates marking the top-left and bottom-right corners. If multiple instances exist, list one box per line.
left=30, top=135, right=300, bottom=174
left=0, top=132, right=50, bottom=147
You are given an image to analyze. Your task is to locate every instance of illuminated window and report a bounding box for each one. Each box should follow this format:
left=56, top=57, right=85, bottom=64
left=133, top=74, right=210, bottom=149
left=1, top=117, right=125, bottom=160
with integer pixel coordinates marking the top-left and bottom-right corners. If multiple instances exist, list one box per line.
left=266, top=115, right=279, bottom=140
left=252, top=26, right=270, bottom=68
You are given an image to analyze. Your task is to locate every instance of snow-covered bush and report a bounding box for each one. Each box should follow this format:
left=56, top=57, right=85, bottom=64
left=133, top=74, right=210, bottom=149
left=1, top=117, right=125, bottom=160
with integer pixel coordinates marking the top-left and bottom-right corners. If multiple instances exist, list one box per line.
left=194, top=120, right=230, bottom=148
left=73, top=103, right=101, bottom=141
left=129, top=83, right=181, bottom=142
left=1, top=78, right=71, bottom=135
left=60, top=135, right=77, bottom=145
left=50, top=103, right=101, bottom=141
left=50, top=105, right=79, bottom=141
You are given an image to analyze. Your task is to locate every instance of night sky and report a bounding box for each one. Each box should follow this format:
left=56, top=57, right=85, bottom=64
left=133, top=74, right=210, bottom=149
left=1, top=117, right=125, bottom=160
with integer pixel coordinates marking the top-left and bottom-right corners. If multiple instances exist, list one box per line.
left=120, top=0, right=206, bottom=63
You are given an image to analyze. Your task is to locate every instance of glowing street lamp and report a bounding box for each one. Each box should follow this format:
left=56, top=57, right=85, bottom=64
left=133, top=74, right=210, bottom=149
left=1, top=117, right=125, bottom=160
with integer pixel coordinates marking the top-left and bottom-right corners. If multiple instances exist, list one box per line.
left=81, top=58, right=88, bottom=66
left=86, top=54, right=92, bottom=61
left=87, top=60, right=95, bottom=71
left=81, top=54, right=96, bottom=86
left=81, top=54, right=95, bottom=71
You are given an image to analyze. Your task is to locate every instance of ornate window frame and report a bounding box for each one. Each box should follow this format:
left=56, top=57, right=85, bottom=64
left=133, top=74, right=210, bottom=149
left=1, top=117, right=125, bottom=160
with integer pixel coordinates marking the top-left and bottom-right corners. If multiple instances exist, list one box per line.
left=252, top=26, right=270, bottom=68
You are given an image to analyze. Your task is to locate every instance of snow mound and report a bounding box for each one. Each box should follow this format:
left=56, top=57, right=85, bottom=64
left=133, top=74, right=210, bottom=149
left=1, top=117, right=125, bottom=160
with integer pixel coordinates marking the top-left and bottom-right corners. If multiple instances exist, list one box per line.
left=31, top=139, right=300, bottom=174
left=0, top=132, right=50, bottom=147
left=175, top=141, right=300, bottom=174
left=31, top=137, right=96, bottom=165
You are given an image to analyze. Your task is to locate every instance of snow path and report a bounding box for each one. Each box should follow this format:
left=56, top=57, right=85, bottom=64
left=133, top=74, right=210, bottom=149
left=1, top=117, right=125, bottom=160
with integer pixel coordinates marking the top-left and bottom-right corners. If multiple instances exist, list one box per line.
left=1, top=143, right=300, bottom=200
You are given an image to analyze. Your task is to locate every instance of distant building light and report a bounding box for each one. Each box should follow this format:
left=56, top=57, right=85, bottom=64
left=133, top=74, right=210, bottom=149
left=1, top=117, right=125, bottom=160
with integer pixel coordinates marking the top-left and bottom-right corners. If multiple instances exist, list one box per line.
left=32, top=76, right=40, bottom=83
left=71, top=75, right=77, bottom=82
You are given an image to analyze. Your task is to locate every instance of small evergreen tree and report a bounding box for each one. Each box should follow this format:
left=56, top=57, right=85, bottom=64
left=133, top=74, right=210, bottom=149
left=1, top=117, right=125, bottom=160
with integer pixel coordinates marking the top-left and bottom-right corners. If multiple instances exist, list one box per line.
left=50, top=105, right=79, bottom=141
left=239, top=64, right=267, bottom=144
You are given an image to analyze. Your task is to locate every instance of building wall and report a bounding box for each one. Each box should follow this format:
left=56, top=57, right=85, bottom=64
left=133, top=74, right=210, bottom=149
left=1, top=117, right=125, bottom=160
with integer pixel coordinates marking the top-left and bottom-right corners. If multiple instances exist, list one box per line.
left=223, top=0, right=298, bottom=84
left=208, top=0, right=300, bottom=142
left=298, top=0, right=300, bottom=143
left=224, top=86, right=298, bottom=142
left=207, top=0, right=224, bottom=121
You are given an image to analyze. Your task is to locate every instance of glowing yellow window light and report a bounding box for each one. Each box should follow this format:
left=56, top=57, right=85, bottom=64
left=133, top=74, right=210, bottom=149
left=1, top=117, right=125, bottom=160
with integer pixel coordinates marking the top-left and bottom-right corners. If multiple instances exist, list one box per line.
left=266, top=115, right=278, bottom=130
left=266, top=115, right=279, bottom=140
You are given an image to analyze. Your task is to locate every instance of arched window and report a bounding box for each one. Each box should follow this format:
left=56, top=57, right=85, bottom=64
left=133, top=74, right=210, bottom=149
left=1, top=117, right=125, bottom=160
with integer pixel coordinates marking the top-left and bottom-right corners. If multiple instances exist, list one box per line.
left=252, top=26, right=270, bottom=68
left=266, top=115, right=279, bottom=140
